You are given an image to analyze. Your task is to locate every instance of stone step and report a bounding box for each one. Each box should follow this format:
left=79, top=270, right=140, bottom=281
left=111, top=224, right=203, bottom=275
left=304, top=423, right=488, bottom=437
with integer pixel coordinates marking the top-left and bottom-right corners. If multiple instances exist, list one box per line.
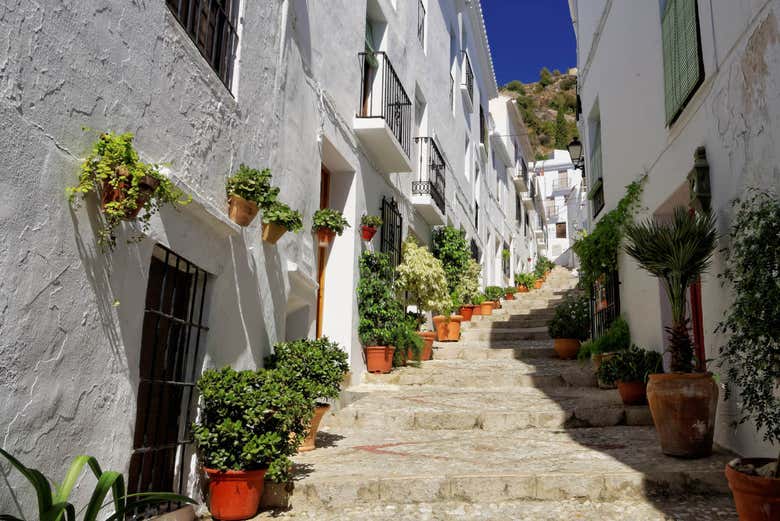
left=459, top=327, right=550, bottom=341
left=261, top=427, right=733, bottom=509
left=462, top=318, right=552, bottom=330
left=432, top=343, right=556, bottom=358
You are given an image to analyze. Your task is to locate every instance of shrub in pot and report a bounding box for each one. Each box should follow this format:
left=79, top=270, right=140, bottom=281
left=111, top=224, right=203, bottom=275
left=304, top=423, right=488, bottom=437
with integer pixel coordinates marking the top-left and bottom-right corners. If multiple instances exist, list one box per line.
left=312, top=208, right=350, bottom=246
left=547, top=295, right=590, bottom=359
left=225, top=164, right=278, bottom=226
left=193, top=367, right=311, bottom=520
left=431, top=226, right=471, bottom=295
left=360, top=214, right=383, bottom=241
left=515, top=272, right=534, bottom=293
left=453, top=258, right=482, bottom=321
left=262, top=200, right=303, bottom=244
left=716, top=191, right=780, bottom=519
left=578, top=316, right=632, bottom=388
left=624, top=207, right=718, bottom=458
left=391, top=315, right=425, bottom=365
left=265, top=337, right=348, bottom=452
left=485, top=286, right=504, bottom=309
left=67, top=132, right=190, bottom=251
left=505, top=286, right=517, bottom=300
left=472, top=293, right=486, bottom=316
left=358, top=251, right=403, bottom=372
left=597, top=345, right=663, bottom=405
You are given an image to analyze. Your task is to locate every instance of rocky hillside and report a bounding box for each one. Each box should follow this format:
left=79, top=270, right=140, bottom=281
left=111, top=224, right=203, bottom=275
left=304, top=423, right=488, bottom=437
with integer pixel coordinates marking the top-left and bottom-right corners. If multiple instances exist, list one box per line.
left=501, top=68, right=578, bottom=160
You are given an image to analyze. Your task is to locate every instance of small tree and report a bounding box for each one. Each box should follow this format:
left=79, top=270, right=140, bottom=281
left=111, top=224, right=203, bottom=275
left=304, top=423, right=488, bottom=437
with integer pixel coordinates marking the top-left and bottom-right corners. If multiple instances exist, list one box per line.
left=554, top=107, right=568, bottom=149
left=357, top=251, right=403, bottom=345
left=454, top=258, right=481, bottom=305
left=395, top=237, right=451, bottom=320
left=431, top=226, right=470, bottom=295
left=539, top=67, right=553, bottom=87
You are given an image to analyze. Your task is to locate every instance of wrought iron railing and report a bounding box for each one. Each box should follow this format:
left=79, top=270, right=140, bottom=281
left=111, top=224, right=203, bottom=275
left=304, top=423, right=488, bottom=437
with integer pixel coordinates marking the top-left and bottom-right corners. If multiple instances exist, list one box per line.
left=591, top=268, right=620, bottom=339
left=592, top=184, right=605, bottom=217
left=413, top=137, right=446, bottom=215
left=474, top=201, right=479, bottom=230
left=462, top=51, right=473, bottom=102
left=380, top=196, right=403, bottom=268
left=470, top=238, right=481, bottom=262
left=358, top=51, right=412, bottom=158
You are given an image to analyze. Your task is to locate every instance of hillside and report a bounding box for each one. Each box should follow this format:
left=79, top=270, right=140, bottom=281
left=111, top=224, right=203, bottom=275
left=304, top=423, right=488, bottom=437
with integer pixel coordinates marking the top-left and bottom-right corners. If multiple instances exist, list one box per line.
left=500, top=68, right=579, bottom=160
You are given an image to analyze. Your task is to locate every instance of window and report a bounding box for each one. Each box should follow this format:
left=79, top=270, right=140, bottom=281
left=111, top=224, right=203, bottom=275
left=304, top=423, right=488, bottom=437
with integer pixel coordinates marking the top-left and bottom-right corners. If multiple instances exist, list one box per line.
left=474, top=201, right=479, bottom=230
left=417, top=0, right=426, bottom=48
left=662, top=0, right=704, bottom=125
left=129, top=246, right=209, bottom=511
left=556, top=222, right=567, bottom=239
left=380, top=196, right=403, bottom=268
left=591, top=269, right=621, bottom=340
left=166, top=0, right=240, bottom=90
left=588, top=118, right=605, bottom=217
left=470, top=238, right=481, bottom=262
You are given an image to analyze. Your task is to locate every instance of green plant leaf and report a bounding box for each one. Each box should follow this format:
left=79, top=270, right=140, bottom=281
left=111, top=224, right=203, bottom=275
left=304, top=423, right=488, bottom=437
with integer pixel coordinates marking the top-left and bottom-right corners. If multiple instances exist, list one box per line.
left=83, top=471, right=124, bottom=521
left=0, top=448, right=54, bottom=516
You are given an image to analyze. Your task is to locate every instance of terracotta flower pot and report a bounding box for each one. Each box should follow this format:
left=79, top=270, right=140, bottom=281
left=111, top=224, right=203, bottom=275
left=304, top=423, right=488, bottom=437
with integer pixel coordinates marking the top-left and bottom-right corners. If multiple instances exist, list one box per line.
left=459, top=305, right=475, bottom=321
left=517, top=286, right=529, bottom=293
left=553, top=338, right=581, bottom=360
left=361, top=225, right=377, bottom=241
left=472, top=304, right=483, bottom=316
left=433, top=315, right=448, bottom=342
left=100, top=168, right=159, bottom=220
left=505, top=292, right=515, bottom=300
left=533, top=280, right=543, bottom=289
left=725, top=459, right=780, bottom=521
left=492, top=300, right=500, bottom=310
left=480, top=302, right=494, bottom=315
left=204, top=467, right=266, bottom=521
left=617, top=381, right=647, bottom=405
left=647, top=372, right=718, bottom=458
left=364, top=346, right=395, bottom=373
left=227, top=194, right=259, bottom=227
left=316, top=228, right=336, bottom=246
left=262, top=222, right=287, bottom=244
left=299, top=404, right=330, bottom=452
left=418, top=331, right=435, bottom=360
left=447, top=315, right=463, bottom=341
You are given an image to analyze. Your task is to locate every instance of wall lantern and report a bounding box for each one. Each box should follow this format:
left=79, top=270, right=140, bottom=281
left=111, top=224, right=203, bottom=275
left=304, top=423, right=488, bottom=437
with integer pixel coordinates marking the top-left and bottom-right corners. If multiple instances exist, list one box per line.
left=688, top=146, right=711, bottom=213
left=567, top=138, right=584, bottom=169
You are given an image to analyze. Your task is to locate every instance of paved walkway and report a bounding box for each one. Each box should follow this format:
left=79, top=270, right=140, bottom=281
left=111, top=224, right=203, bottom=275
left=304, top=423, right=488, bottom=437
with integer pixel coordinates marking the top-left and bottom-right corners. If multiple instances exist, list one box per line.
left=257, top=268, right=737, bottom=520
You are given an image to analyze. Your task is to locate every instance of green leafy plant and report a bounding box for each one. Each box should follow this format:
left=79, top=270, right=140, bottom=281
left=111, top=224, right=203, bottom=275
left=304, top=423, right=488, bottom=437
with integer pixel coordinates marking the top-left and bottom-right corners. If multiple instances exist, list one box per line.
left=192, top=367, right=312, bottom=483
left=472, top=293, right=486, bottom=305
left=514, top=272, right=535, bottom=288
left=572, top=176, right=646, bottom=288
left=597, top=345, right=663, bottom=386
left=431, top=226, right=471, bottom=294
left=265, top=337, right=349, bottom=406
left=453, top=259, right=482, bottom=306
left=484, top=286, right=504, bottom=302
left=360, top=214, right=383, bottom=227
left=312, top=208, right=350, bottom=235
left=67, top=132, right=190, bottom=251
left=390, top=315, right=425, bottom=366
left=502, top=249, right=511, bottom=260
left=548, top=295, right=590, bottom=340
left=358, top=251, right=404, bottom=346
left=505, top=286, right=517, bottom=295
left=225, top=164, right=278, bottom=209
left=534, top=256, right=555, bottom=278
left=716, top=191, right=780, bottom=475
left=395, top=237, right=451, bottom=319
left=624, top=207, right=717, bottom=373
left=577, top=316, right=631, bottom=361
left=263, top=200, right=303, bottom=232
left=0, top=448, right=194, bottom=521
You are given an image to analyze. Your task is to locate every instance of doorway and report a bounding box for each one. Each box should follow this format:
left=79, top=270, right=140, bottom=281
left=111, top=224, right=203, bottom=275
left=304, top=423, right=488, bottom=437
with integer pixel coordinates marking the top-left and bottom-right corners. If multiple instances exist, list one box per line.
left=316, top=166, right=331, bottom=338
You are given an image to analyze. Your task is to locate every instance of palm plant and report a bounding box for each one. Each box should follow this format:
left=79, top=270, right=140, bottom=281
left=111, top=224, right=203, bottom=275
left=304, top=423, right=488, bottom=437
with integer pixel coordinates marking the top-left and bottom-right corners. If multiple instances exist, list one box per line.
left=624, top=207, right=717, bottom=373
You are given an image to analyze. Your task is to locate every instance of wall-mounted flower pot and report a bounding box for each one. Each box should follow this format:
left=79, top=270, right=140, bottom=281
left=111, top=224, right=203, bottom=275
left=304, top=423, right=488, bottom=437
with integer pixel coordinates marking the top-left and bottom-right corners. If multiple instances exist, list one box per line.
left=505, top=292, right=515, bottom=301
left=459, top=305, right=475, bottom=321
left=365, top=346, right=394, bottom=373
left=262, top=222, right=287, bottom=244
left=517, top=286, right=529, bottom=293
left=317, top=228, right=336, bottom=247
left=204, top=467, right=266, bottom=521
left=228, top=194, right=259, bottom=226
left=433, top=315, right=448, bottom=342
left=725, top=459, right=780, bottom=521
left=100, top=170, right=160, bottom=220
left=299, top=403, right=330, bottom=452
left=617, top=381, right=647, bottom=405
left=553, top=338, right=580, bottom=360
left=533, top=280, right=543, bottom=289
left=647, top=372, right=718, bottom=458
left=480, top=302, right=494, bottom=315
left=417, top=331, right=435, bottom=360
left=447, top=315, right=463, bottom=341
left=361, top=225, right=377, bottom=241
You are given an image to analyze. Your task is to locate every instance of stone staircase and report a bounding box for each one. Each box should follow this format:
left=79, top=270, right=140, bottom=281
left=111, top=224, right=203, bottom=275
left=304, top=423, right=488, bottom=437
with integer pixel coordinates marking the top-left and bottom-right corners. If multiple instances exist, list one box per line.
left=258, top=268, right=737, bottom=520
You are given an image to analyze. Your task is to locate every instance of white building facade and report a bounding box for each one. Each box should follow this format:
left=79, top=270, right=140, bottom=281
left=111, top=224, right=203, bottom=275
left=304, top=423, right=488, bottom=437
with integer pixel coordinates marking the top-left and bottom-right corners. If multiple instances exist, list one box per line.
left=0, top=0, right=539, bottom=513
left=569, top=0, right=780, bottom=458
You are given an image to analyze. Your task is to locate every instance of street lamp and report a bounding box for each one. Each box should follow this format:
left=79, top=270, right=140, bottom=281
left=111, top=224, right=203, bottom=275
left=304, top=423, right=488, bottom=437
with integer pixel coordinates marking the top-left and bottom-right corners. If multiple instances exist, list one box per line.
left=567, top=137, right=583, bottom=167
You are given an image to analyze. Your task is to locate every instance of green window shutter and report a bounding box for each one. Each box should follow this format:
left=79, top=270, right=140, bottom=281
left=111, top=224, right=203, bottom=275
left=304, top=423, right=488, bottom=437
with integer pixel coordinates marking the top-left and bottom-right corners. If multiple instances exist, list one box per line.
left=662, top=0, right=703, bottom=124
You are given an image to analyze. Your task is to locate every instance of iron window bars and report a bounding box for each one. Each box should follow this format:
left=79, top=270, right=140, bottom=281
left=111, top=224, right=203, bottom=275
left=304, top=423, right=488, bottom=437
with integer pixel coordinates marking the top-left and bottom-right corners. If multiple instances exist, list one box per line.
left=502, top=243, right=510, bottom=279
left=470, top=238, right=481, bottom=262
left=461, top=51, right=474, bottom=103
left=129, top=245, right=209, bottom=515
left=413, top=137, right=446, bottom=215
left=166, top=0, right=239, bottom=91
left=358, top=51, right=413, bottom=159
left=590, top=268, right=620, bottom=340
left=417, top=0, right=426, bottom=47
left=474, top=201, right=479, bottom=230
left=380, top=196, right=403, bottom=268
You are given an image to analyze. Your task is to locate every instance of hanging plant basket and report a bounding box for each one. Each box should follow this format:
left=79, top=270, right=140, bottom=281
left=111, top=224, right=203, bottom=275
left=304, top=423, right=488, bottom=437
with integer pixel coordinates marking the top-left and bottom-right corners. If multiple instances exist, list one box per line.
left=317, top=228, right=336, bottom=246
left=262, top=222, right=287, bottom=244
left=361, top=225, right=378, bottom=241
left=228, top=194, right=259, bottom=227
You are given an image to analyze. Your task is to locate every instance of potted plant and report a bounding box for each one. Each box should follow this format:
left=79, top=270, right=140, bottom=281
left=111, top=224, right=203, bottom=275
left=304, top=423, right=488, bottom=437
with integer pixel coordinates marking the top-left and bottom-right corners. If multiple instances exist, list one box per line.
left=192, top=367, right=311, bottom=520
left=262, top=200, right=303, bottom=244
left=395, top=237, right=451, bottom=355
left=358, top=251, right=403, bottom=372
left=547, top=294, right=590, bottom=359
left=717, top=192, right=780, bottom=519
left=515, top=273, right=533, bottom=293
left=391, top=315, right=425, bottom=365
left=225, top=164, right=278, bottom=227
left=360, top=214, right=383, bottom=241
left=478, top=293, right=493, bottom=316
left=597, top=345, right=663, bottom=405
left=432, top=226, right=471, bottom=295
left=265, top=337, right=349, bottom=452
left=454, top=259, right=482, bottom=321
left=505, top=286, right=517, bottom=300
left=445, top=293, right=464, bottom=341
left=485, top=286, right=504, bottom=309
left=312, top=208, right=350, bottom=246
left=472, top=293, right=486, bottom=316
left=578, top=316, right=632, bottom=388
left=624, top=207, right=718, bottom=458
left=67, top=132, right=190, bottom=251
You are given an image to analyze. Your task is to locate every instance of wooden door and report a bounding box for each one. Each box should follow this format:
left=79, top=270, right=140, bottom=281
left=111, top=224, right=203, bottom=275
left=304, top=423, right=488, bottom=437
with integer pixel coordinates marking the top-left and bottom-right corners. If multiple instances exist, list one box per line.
left=316, top=166, right=331, bottom=338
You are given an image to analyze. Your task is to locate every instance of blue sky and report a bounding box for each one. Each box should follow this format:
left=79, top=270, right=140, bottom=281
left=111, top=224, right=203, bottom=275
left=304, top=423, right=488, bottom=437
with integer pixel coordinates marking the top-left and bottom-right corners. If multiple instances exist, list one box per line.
left=480, top=0, right=576, bottom=86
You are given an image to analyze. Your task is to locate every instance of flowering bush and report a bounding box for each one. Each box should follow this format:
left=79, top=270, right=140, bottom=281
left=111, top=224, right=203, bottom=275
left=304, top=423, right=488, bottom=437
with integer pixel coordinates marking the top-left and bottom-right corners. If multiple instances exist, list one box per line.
left=547, top=295, right=590, bottom=340
left=395, top=237, right=451, bottom=316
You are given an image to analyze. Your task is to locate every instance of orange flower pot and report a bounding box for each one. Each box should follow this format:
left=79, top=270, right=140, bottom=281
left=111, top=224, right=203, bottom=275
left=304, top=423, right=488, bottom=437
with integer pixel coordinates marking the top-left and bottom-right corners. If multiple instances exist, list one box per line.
left=616, top=381, right=647, bottom=405
left=480, top=302, right=494, bottom=315
left=364, top=346, right=395, bottom=373
left=505, top=292, right=515, bottom=300
left=317, top=228, right=336, bottom=246
left=553, top=338, right=581, bottom=359
left=299, top=404, right=330, bottom=452
left=517, top=286, right=529, bottom=293
left=447, top=315, right=463, bottom=341
left=228, top=194, right=259, bottom=227
left=433, top=315, right=448, bottom=342
left=533, top=280, right=543, bottom=289
left=205, top=467, right=266, bottom=521
left=725, top=459, right=780, bottom=521
left=361, top=225, right=377, bottom=241
left=459, top=305, right=475, bottom=321
left=418, top=331, right=435, bottom=360
left=262, top=222, right=287, bottom=244
left=492, top=300, right=500, bottom=309
left=472, top=304, right=482, bottom=316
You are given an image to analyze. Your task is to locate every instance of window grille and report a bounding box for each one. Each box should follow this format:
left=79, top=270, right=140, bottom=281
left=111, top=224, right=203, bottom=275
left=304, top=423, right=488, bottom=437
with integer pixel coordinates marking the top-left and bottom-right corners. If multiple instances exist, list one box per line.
left=165, top=0, right=240, bottom=90
left=474, top=201, right=479, bottom=230
left=413, top=137, right=446, bottom=215
left=417, top=0, right=426, bottom=47
left=662, top=0, right=704, bottom=125
left=129, top=245, right=209, bottom=514
left=591, top=268, right=620, bottom=340
left=380, top=196, right=403, bottom=268
left=461, top=51, right=474, bottom=103
left=470, top=238, right=481, bottom=262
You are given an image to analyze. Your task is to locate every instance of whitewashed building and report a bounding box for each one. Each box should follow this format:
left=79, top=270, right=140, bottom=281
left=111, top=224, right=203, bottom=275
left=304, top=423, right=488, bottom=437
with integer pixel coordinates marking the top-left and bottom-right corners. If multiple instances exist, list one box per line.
left=569, top=0, right=780, bottom=457
left=0, top=0, right=537, bottom=513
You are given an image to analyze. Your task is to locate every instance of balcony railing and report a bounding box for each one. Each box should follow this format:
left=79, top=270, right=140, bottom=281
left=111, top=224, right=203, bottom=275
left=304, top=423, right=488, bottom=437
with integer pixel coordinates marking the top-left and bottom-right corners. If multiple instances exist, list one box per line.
left=462, top=51, right=473, bottom=102
left=552, top=178, right=570, bottom=193
left=358, top=51, right=412, bottom=158
left=413, top=137, right=446, bottom=215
